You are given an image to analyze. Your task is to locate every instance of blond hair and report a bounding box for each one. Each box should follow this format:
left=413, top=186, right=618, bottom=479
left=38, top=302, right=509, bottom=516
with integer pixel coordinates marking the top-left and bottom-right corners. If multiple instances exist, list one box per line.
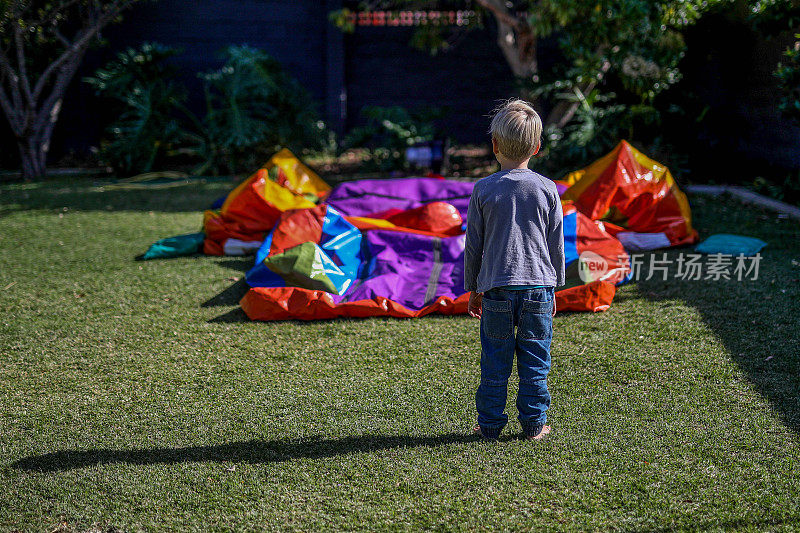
left=489, top=99, right=542, bottom=161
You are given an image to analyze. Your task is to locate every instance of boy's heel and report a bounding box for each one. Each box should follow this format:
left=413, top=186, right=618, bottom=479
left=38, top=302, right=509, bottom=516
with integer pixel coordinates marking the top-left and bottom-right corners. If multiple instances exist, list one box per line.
left=472, top=424, right=502, bottom=441
left=523, top=424, right=551, bottom=441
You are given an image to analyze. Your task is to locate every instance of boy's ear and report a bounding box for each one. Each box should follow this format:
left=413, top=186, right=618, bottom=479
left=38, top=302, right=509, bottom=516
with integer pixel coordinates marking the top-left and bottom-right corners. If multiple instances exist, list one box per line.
left=532, top=141, right=541, bottom=157
left=491, top=137, right=499, bottom=155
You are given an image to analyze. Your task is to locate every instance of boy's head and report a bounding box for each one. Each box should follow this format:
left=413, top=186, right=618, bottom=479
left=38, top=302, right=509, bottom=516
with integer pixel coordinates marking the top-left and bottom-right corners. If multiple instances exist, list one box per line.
left=489, top=99, right=542, bottom=163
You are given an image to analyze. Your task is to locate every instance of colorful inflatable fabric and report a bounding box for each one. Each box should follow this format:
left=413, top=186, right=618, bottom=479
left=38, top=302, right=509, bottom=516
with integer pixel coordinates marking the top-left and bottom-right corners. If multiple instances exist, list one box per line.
left=561, top=140, right=697, bottom=251
left=237, top=171, right=627, bottom=319
left=241, top=199, right=623, bottom=319
left=242, top=203, right=473, bottom=320
left=146, top=141, right=696, bottom=320
left=202, top=148, right=329, bottom=256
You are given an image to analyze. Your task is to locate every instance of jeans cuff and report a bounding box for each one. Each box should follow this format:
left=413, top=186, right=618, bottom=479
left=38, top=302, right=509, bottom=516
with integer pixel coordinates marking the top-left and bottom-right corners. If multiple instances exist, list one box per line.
left=520, top=422, right=544, bottom=438
left=479, top=426, right=503, bottom=440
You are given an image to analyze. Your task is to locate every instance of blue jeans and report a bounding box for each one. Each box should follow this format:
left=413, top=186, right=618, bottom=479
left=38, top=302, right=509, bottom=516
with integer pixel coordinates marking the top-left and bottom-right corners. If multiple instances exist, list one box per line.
left=476, top=287, right=554, bottom=436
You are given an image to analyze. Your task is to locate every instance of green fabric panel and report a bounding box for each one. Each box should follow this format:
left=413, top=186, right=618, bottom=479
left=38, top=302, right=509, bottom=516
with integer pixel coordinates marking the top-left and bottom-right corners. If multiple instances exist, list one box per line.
left=142, top=232, right=205, bottom=260
left=263, top=242, right=338, bottom=293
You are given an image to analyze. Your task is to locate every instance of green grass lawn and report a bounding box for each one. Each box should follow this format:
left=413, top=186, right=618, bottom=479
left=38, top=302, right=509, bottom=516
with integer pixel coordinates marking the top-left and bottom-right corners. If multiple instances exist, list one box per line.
left=1, top=179, right=799, bottom=531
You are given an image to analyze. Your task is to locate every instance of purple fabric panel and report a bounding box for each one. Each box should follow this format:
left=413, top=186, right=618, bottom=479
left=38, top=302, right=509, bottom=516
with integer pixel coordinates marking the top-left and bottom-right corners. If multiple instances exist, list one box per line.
left=325, top=177, right=475, bottom=219
left=437, top=234, right=467, bottom=299
left=330, top=230, right=467, bottom=310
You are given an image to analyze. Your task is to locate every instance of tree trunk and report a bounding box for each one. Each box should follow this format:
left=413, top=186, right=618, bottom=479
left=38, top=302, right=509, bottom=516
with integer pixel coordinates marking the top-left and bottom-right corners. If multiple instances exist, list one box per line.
left=18, top=135, right=47, bottom=180
left=476, top=0, right=538, bottom=78
left=10, top=48, right=76, bottom=180
left=0, top=0, right=136, bottom=180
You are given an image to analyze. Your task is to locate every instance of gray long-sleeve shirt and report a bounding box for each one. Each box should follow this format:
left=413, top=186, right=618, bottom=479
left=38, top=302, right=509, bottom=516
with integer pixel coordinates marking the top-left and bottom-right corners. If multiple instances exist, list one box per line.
left=464, top=168, right=565, bottom=293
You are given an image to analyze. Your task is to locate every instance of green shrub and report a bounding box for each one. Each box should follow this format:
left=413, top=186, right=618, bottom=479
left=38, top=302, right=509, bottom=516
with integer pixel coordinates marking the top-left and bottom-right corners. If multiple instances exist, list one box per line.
left=531, top=81, right=626, bottom=177
left=530, top=78, right=690, bottom=179
left=775, top=35, right=800, bottom=127
left=88, top=43, right=326, bottom=176
left=84, top=43, right=187, bottom=175
left=185, top=45, right=325, bottom=175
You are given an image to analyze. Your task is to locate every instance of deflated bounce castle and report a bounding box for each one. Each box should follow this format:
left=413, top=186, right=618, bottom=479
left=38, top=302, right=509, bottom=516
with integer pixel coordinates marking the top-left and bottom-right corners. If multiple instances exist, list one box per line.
left=144, top=140, right=697, bottom=320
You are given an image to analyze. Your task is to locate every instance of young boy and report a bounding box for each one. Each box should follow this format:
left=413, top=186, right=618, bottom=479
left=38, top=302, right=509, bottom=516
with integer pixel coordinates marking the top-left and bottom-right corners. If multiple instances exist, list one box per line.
left=464, top=99, right=565, bottom=441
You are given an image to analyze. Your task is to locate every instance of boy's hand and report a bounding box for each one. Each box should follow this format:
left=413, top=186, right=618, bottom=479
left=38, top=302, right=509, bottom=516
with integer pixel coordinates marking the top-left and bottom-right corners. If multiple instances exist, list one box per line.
left=553, top=297, right=557, bottom=317
left=468, top=291, right=483, bottom=318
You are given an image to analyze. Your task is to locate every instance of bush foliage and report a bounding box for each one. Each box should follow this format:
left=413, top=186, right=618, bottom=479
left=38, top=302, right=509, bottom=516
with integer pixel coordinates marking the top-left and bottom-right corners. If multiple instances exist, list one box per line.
left=87, top=44, right=325, bottom=176
left=84, top=43, right=187, bottom=175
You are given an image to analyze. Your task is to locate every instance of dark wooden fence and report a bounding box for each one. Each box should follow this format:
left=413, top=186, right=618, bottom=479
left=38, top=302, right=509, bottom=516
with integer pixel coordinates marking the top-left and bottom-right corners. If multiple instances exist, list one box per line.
left=1, top=2, right=797, bottom=175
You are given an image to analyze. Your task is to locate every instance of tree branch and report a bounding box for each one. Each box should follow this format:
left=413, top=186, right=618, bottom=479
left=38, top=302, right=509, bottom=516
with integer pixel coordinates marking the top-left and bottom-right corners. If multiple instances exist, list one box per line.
left=53, top=29, right=72, bottom=48
left=545, top=59, right=612, bottom=128
left=33, top=44, right=85, bottom=134
left=33, top=0, right=134, bottom=132
left=13, top=20, right=34, bottom=106
left=475, top=0, right=538, bottom=78
left=0, top=82, right=23, bottom=136
left=32, top=0, right=134, bottom=101
left=32, top=27, right=87, bottom=101
left=474, top=0, right=519, bottom=28
left=0, top=46, right=26, bottom=125
left=1, top=0, right=139, bottom=178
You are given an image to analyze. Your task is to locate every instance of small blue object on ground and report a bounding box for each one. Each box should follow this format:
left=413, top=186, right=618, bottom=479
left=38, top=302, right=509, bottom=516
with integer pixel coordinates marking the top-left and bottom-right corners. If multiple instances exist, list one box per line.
left=142, top=232, right=205, bottom=260
left=695, top=233, right=767, bottom=256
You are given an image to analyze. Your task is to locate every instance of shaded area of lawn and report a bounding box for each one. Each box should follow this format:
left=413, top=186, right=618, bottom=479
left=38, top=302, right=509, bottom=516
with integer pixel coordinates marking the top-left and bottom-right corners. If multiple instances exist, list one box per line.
left=637, top=194, right=800, bottom=435
left=1, top=179, right=799, bottom=531
left=0, top=177, right=237, bottom=215
left=13, top=433, right=476, bottom=472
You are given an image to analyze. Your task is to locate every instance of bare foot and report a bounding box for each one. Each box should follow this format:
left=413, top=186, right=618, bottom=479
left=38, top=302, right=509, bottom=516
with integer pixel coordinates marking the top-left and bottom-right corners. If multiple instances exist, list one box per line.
left=525, top=425, right=551, bottom=441
left=472, top=425, right=500, bottom=441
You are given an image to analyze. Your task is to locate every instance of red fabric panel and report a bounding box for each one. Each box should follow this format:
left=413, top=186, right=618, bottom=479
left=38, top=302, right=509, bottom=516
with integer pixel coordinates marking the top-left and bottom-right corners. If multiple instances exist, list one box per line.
left=220, top=170, right=282, bottom=239
left=269, top=205, right=326, bottom=255
left=555, top=281, right=616, bottom=313
left=570, top=144, right=695, bottom=245
left=575, top=211, right=630, bottom=284
left=386, top=201, right=463, bottom=235
left=203, top=238, right=224, bottom=256
left=240, top=281, right=616, bottom=321
left=241, top=286, right=471, bottom=321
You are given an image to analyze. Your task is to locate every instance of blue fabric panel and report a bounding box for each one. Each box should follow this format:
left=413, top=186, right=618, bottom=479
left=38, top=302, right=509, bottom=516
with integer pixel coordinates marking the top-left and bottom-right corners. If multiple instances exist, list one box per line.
left=245, top=262, right=287, bottom=288
left=563, top=211, right=579, bottom=268
left=320, top=206, right=362, bottom=279
left=254, top=229, right=275, bottom=266
left=695, top=234, right=767, bottom=256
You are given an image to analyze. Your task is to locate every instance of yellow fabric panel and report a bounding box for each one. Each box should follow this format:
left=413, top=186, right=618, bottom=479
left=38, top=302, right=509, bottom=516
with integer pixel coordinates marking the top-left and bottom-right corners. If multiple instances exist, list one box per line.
left=260, top=178, right=316, bottom=211
left=203, top=209, right=221, bottom=225
left=668, top=172, right=694, bottom=233
left=347, top=217, right=398, bottom=228
left=628, top=142, right=672, bottom=186
left=269, top=148, right=330, bottom=196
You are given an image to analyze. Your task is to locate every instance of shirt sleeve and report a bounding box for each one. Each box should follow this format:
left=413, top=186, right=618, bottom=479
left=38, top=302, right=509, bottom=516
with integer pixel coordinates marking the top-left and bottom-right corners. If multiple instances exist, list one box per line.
left=548, top=196, right=565, bottom=287
left=464, top=187, right=484, bottom=292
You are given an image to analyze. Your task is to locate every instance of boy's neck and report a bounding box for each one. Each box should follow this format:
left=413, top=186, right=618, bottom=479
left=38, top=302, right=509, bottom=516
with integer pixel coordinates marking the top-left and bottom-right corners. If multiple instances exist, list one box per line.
left=498, top=157, right=531, bottom=171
